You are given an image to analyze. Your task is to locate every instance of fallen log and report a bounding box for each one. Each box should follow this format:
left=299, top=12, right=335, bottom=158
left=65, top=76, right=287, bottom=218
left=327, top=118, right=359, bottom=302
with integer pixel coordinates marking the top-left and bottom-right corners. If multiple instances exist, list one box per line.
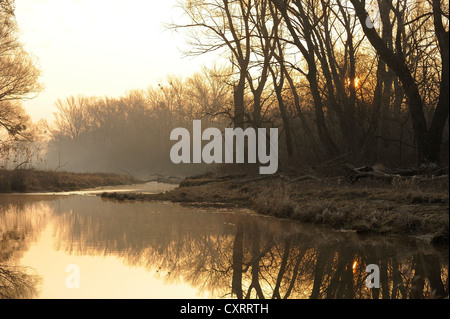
left=343, top=163, right=400, bottom=184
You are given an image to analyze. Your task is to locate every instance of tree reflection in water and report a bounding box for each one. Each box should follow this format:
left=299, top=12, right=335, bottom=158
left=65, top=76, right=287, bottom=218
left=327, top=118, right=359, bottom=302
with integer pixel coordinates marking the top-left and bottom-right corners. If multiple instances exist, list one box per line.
left=49, top=196, right=448, bottom=299
left=0, top=196, right=49, bottom=299
left=0, top=266, right=41, bottom=299
left=0, top=195, right=448, bottom=299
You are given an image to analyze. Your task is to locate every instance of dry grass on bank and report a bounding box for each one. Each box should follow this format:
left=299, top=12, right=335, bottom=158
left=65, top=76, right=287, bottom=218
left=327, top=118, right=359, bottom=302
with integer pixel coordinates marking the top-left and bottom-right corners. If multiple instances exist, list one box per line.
left=101, top=171, right=449, bottom=243
left=250, top=178, right=448, bottom=240
left=0, top=169, right=141, bottom=193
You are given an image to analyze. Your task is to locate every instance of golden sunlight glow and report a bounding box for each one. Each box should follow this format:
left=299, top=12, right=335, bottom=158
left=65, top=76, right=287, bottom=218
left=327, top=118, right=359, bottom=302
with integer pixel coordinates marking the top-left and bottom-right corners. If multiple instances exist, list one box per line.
left=19, top=224, right=206, bottom=299
left=352, top=261, right=358, bottom=271
left=346, top=77, right=361, bottom=89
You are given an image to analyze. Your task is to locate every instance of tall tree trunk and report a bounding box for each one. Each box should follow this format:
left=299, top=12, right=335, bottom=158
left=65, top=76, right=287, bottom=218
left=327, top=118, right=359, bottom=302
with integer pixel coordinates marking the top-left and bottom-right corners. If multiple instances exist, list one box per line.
left=234, top=73, right=247, bottom=129
left=310, top=250, right=326, bottom=299
left=270, top=65, right=294, bottom=158
left=274, top=0, right=339, bottom=158
left=424, top=0, right=450, bottom=165
left=350, top=0, right=448, bottom=166
left=246, top=227, right=265, bottom=299
left=282, top=64, right=320, bottom=157
left=272, top=238, right=291, bottom=299
left=313, top=3, right=355, bottom=152
left=231, top=223, right=244, bottom=299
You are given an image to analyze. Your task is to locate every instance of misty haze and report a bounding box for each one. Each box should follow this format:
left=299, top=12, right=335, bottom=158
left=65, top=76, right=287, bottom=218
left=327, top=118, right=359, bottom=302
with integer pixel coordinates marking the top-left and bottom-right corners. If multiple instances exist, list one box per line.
left=0, top=0, right=448, bottom=303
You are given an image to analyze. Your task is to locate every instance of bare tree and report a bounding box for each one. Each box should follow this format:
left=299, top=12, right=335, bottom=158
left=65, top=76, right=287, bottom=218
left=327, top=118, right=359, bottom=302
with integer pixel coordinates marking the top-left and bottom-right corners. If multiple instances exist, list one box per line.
left=53, top=96, right=93, bottom=140
left=350, top=0, right=449, bottom=166
left=1, top=0, right=41, bottom=161
left=272, top=0, right=340, bottom=158
left=0, top=0, right=41, bottom=104
left=0, top=266, right=41, bottom=299
left=173, top=0, right=254, bottom=129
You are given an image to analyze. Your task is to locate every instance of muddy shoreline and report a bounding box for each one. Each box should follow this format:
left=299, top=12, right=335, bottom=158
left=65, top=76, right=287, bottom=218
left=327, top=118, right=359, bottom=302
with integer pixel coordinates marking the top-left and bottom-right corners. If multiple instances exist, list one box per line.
left=100, top=170, right=449, bottom=246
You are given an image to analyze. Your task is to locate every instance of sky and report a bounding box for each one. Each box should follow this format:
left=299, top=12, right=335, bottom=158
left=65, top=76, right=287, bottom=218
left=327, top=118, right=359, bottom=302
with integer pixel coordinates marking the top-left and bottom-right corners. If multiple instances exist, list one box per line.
left=14, top=0, right=214, bottom=123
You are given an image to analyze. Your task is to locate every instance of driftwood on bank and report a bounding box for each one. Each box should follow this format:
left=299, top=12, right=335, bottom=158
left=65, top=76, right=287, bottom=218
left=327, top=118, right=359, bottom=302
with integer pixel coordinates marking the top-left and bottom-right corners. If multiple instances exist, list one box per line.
left=342, top=164, right=399, bottom=184
left=342, top=163, right=449, bottom=185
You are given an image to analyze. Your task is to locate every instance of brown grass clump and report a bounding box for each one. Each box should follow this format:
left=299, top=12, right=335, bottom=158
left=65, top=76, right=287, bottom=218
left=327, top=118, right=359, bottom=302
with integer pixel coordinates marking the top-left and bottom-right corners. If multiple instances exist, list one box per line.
left=0, top=169, right=141, bottom=193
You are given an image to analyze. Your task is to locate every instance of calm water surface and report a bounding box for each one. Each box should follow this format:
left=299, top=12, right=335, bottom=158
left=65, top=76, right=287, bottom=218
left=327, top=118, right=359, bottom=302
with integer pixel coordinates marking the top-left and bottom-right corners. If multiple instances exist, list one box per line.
left=0, top=183, right=448, bottom=299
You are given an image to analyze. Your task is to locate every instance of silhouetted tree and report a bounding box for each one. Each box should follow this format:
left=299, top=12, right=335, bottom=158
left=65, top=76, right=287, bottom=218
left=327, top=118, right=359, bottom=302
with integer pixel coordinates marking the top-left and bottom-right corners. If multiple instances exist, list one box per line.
left=350, top=0, right=448, bottom=166
left=1, top=0, right=41, bottom=163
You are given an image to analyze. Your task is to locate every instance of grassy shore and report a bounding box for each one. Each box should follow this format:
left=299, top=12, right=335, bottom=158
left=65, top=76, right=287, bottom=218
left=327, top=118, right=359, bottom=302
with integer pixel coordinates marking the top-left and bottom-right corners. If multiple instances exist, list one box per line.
left=0, top=169, right=141, bottom=193
left=101, top=169, right=449, bottom=245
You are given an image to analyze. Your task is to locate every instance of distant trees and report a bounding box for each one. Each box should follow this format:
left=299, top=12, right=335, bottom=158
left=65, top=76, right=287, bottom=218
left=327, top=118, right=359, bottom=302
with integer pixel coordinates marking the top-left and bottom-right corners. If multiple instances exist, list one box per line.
left=45, top=70, right=233, bottom=175
left=1, top=0, right=41, bottom=167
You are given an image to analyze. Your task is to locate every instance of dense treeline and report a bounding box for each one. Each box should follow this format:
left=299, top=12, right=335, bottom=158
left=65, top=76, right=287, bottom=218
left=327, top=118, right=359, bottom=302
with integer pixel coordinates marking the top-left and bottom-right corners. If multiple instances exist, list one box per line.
left=171, top=0, right=448, bottom=168
left=1, top=0, right=448, bottom=176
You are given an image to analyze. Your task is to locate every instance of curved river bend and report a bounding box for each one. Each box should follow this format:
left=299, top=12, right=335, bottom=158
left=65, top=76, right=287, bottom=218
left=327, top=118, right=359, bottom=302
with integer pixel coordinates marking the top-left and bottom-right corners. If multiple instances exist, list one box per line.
left=0, top=182, right=448, bottom=299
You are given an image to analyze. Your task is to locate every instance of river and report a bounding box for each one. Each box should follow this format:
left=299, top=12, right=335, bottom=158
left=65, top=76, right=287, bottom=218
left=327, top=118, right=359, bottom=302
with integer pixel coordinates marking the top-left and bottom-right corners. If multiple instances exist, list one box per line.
left=0, top=182, right=448, bottom=299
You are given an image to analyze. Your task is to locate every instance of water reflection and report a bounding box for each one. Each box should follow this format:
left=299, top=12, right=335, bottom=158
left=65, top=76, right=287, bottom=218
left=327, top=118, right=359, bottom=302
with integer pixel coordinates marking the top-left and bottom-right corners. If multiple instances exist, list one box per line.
left=0, top=196, right=52, bottom=299
left=0, top=265, right=41, bottom=299
left=0, top=194, right=448, bottom=299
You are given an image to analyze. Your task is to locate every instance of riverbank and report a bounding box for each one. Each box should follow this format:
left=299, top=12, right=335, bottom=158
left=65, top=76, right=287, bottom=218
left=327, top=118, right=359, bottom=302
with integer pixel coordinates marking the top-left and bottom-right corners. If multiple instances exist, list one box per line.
left=0, top=169, right=142, bottom=193
left=101, top=167, right=449, bottom=245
